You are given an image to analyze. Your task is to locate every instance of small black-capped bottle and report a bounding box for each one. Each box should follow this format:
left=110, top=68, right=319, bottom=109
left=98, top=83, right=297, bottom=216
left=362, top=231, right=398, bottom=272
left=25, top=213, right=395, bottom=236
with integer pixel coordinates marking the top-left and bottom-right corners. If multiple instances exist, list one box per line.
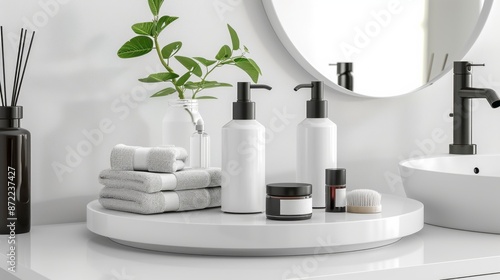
left=325, top=168, right=346, bottom=213
left=0, top=106, right=31, bottom=234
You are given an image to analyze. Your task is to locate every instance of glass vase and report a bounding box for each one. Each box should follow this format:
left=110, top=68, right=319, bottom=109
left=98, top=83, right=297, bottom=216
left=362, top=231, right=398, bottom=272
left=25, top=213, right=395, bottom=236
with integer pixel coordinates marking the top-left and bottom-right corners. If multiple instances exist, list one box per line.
left=162, top=99, right=202, bottom=165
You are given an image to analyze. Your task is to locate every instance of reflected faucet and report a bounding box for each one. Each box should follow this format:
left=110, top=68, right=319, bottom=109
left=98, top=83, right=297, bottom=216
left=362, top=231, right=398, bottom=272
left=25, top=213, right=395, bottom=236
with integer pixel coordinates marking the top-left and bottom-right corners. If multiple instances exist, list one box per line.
left=449, top=61, right=500, bottom=155
left=328, top=62, right=353, bottom=91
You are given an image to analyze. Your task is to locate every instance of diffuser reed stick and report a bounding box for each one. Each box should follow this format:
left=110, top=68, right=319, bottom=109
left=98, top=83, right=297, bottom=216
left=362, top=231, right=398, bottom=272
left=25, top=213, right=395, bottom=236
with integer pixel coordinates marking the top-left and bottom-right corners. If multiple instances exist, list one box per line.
left=0, top=27, right=35, bottom=107
left=14, top=30, right=35, bottom=106
left=0, top=26, right=5, bottom=106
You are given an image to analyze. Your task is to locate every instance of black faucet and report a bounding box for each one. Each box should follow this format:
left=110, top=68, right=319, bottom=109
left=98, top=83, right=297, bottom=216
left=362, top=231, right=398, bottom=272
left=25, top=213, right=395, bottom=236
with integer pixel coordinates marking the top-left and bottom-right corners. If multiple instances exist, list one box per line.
left=449, top=61, right=500, bottom=155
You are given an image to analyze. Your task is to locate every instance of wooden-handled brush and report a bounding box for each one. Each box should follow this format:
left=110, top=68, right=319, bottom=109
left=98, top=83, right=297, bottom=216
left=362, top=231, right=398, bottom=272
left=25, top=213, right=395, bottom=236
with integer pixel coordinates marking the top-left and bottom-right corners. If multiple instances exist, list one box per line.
left=346, top=189, right=382, bottom=214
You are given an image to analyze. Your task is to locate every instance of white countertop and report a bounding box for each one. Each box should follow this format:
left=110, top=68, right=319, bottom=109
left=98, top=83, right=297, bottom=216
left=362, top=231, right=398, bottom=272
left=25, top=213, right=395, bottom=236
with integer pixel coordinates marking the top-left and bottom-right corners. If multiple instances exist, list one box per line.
left=1, top=223, right=500, bottom=279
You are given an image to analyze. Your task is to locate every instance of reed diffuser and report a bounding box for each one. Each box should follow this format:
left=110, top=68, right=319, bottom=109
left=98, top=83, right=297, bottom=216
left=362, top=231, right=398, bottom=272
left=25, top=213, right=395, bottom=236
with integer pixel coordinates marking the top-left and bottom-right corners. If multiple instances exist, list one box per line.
left=0, top=27, right=35, bottom=234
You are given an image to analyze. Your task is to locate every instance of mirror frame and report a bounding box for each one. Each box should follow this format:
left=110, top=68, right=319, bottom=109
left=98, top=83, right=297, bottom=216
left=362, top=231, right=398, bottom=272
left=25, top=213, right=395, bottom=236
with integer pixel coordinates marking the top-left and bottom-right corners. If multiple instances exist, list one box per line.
left=262, top=0, right=494, bottom=98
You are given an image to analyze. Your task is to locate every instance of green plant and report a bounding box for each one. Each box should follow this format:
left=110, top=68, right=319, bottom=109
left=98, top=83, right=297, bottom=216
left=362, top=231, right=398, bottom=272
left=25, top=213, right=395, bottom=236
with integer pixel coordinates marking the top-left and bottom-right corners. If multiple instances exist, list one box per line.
left=117, top=0, right=262, bottom=100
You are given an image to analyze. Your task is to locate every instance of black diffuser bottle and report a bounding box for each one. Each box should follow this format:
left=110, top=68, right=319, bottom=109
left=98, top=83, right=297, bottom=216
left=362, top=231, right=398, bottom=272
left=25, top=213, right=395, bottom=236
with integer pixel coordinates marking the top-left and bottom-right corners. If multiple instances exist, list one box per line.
left=0, top=106, right=30, bottom=234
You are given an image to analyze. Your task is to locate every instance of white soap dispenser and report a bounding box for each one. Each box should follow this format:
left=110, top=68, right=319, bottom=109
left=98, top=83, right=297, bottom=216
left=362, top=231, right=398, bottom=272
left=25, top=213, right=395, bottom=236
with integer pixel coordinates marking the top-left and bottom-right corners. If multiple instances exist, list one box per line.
left=294, top=81, right=337, bottom=208
left=221, top=82, right=272, bottom=213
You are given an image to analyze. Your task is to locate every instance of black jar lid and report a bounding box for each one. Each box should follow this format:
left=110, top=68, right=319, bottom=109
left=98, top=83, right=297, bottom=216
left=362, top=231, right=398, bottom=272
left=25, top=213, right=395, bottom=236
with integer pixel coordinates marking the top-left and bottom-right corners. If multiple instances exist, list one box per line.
left=267, top=183, right=312, bottom=197
left=0, top=106, right=23, bottom=119
left=325, top=168, right=346, bottom=185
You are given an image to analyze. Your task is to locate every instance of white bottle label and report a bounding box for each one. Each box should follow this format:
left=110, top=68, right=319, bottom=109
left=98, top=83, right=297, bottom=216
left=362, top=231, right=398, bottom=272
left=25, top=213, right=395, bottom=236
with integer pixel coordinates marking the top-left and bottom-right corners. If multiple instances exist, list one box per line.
left=280, top=198, right=312, bottom=215
left=335, top=188, right=346, bottom=207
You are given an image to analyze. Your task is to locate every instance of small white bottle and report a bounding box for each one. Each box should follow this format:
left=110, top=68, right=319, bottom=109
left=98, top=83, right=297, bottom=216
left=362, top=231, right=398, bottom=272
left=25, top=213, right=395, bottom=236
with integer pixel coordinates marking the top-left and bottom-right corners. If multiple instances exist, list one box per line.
left=189, top=119, right=210, bottom=168
left=294, top=81, right=337, bottom=208
left=221, top=82, right=272, bottom=213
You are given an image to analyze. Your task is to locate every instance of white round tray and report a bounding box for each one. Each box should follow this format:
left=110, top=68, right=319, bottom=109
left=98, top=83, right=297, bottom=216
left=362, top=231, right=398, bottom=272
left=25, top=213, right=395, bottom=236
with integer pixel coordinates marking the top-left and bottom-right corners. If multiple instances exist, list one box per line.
left=87, top=194, right=423, bottom=256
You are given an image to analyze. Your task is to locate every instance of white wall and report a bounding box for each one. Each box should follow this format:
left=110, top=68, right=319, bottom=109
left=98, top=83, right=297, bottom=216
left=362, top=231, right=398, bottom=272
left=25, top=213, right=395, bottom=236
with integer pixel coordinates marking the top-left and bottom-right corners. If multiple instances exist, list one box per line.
left=1, top=0, right=500, bottom=225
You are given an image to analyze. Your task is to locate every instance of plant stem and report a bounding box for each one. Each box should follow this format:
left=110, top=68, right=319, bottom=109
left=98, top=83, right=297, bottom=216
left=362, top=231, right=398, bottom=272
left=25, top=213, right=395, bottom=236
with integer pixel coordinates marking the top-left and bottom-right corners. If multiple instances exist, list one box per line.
left=191, top=53, right=247, bottom=98
left=192, top=61, right=222, bottom=98
left=153, top=36, right=185, bottom=99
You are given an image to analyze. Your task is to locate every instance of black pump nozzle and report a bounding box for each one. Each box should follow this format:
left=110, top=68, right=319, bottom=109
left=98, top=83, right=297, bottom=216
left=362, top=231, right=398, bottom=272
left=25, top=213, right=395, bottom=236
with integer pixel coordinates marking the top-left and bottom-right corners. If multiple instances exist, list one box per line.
left=294, top=81, right=328, bottom=118
left=250, top=84, right=273, bottom=90
left=294, top=81, right=324, bottom=100
left=233, top=82, right=272, bottom=120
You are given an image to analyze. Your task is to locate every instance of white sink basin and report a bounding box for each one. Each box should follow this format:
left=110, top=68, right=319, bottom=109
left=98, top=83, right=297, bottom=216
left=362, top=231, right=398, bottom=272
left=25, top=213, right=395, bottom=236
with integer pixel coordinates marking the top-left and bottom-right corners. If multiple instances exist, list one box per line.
left=399, top=154, right=500, bottom=234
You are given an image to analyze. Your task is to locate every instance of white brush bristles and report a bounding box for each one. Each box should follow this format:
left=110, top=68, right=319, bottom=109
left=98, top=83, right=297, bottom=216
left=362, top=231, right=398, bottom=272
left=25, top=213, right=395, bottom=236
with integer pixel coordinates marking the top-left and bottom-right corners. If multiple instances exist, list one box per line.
left=346, top=189, right=382, bottom=213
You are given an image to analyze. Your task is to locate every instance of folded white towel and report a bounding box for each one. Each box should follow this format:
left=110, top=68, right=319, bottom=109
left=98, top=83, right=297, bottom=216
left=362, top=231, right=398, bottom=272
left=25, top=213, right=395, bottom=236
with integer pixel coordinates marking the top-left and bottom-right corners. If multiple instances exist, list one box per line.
left=99, top=187, right=221, bottom=214
left=111, top=144, right=188, bottom=173
left=98, top=167, right=222, bottom=193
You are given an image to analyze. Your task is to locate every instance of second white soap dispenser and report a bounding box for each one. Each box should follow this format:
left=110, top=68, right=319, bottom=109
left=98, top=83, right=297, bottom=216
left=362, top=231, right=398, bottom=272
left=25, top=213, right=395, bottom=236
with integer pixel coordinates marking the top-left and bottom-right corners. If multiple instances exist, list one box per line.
left=221, top=82, right=272, bottom=213
left=294, top=81, right=337, bottom=208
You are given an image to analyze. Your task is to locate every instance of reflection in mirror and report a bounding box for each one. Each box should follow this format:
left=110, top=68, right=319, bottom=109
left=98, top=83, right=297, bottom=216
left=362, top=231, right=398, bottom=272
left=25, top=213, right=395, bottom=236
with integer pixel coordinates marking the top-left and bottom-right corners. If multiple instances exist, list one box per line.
left=263, top=0, right=491, bottom=97
left=330, top=62, right=354, bottom=91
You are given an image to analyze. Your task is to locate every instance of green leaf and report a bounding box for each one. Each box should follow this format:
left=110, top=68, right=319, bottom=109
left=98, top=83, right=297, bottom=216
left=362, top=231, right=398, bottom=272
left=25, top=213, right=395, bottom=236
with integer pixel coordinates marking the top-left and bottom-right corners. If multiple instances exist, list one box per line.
left=117, top=36, right=154, bottom=58
left=161, top=41, right=182, bottom=59
left=227, top=24, right=240, bottom=50
left=183, top=81, right=199, bottom=90
left=175, top=72, right=191, bottom=86
left=175, top=56, right=202, bottom=77
left=243, top=45, right=249, bottom=52
left=184, top=81, right=232, bottom=90
left=234, top=58, right=260, bottom=83
left=193, top=57, right=217, bottom=67
left=157, top=16, right=179, bottom=34
left=220, top=60, right=234, bottom=65
left=139, top=72, right=179, bottom=83
left=215, top=45, right=232, bottom=60
left=195, top=96, right=218, bottom=99
left=131, top=22, right=155, bottom=36
left=148, top=0, right=164, bottom=16
left=200, top=81, right=233, bottom=89
left=234, top=57, right=261, bottom=74
left=151, top=87, right=176, bottom=97
left=247, top=58, right=262, bottom=75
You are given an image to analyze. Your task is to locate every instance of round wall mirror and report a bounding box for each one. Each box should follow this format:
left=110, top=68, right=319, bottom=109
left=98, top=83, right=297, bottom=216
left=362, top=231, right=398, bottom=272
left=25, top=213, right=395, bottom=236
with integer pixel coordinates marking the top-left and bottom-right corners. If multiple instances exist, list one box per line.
left=263, top=0, right=493, bottom=98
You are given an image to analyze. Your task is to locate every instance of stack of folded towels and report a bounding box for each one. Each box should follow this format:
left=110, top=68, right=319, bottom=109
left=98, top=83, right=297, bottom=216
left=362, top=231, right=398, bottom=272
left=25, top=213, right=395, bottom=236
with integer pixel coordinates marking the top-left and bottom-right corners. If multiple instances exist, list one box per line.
left=98, top=144, right=222, bottom=214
